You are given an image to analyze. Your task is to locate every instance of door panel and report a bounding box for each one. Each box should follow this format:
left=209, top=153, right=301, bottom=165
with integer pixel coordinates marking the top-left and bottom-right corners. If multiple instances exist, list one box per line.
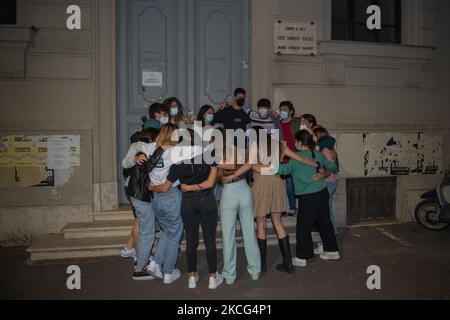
left=196, top=0, right=249, bottom=108
left=118, top=0, right=184, bottom=203
left=131, top=0, right=178, bottom=107
left=118, top=0, right=249, bottom=204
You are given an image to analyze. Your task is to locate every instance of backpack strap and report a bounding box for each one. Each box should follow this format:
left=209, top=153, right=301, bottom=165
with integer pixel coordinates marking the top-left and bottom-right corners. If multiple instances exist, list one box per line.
left=146, top=146, right=165, bottom=172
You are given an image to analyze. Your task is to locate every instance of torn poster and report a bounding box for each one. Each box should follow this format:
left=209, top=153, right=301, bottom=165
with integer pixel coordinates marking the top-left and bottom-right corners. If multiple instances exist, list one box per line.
left=47, top=136, right=71, bottom=170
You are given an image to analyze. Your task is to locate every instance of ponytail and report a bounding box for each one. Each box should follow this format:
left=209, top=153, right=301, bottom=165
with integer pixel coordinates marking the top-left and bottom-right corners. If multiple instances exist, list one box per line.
left=294, top=129, right=317, bottom=159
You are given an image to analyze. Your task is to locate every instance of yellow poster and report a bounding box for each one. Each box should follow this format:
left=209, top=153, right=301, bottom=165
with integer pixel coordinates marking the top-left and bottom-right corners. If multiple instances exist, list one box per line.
left=0, top=135, right=80, bottom=167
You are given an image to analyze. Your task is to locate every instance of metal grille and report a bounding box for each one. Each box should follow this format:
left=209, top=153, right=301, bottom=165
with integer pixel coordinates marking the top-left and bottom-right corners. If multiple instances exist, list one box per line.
left=346, top=177, right=396, bottom=224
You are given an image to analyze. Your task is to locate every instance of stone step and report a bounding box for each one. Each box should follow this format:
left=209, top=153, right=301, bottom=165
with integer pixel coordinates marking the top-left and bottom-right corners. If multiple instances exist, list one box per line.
left=93, top=205, right=134, bottom=222
left=63, top=220, right=135, bottom=239
left=64, top=216, right=299, bottom=239
left=27, top=234, right=129, bottom=261
left=28, top=228, right=319, bottom=262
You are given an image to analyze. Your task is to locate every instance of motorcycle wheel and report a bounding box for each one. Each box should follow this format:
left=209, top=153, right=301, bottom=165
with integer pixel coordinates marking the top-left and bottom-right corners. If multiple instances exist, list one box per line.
left=415, top=199, right=449, bottom=230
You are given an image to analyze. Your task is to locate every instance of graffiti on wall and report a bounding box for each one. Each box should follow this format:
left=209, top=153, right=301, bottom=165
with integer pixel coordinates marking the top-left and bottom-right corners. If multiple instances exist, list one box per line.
left=363, top=133, right=443, bottom=177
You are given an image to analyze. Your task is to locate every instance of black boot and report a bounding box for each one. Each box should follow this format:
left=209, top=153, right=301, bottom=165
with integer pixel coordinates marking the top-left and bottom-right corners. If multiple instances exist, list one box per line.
left=257, top=238, right=267, bottom=273
left=276, top=236, right=294, bottom=273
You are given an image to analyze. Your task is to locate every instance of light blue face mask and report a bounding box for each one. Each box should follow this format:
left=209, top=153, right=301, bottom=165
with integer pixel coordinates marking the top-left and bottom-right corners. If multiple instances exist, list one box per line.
left=159, top=117, right=169, bottom=125
left=170, top=107, right=179, bottom=117
left=205, top=114, right=214, bottom=123
left=280, top=111, right=289, bottom=120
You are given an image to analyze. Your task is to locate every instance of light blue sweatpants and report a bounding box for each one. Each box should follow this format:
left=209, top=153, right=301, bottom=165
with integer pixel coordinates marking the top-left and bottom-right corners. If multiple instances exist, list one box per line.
left=220, top=180, right=261, bottom=284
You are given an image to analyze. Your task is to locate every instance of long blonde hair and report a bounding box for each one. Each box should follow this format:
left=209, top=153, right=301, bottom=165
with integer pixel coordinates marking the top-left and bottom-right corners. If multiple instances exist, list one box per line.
left=156, top=123, right=179, bottom=148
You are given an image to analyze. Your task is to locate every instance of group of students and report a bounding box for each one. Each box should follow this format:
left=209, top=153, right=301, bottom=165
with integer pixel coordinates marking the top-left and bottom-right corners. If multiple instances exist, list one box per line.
left=120, top=88, right=340, bottom=289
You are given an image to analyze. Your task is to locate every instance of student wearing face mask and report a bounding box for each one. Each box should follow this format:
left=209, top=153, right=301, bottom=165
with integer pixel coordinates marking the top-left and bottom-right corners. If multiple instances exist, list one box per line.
left=182, top=131, right=261, bottom=285
left=121, top=120, right=161, bottom=261
left=248, top=99, right=282, bottom=133
left=197, top=105, right=223, bottom=205
left=196, top=105, right=215, bottom=131
left=123, top=124, right=203, bottom=284
left=300, top=114, right=319, bottom=134
left=149, top=103, right=171, bottom=126
left=164, top=97, right=193, bottom=128
left=213, top=88, right=251, bottom=131
left=276, top=101, right=301, bottom=216
left=273, top=130, right=340, bottom=268
left=313, top=126, right=339, bottom=235
left=224, top=126, right=319, bottom=275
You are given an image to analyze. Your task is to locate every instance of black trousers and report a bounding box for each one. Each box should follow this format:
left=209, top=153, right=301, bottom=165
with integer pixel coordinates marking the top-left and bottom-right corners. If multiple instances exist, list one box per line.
left=296, top=188, right=339, bottom=259
left=181, top=189, right=218, bottom=273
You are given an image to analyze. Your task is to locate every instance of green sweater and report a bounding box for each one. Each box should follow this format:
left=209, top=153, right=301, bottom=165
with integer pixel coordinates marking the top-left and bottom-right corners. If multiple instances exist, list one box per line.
left=276, top=149, right=338, bottom=196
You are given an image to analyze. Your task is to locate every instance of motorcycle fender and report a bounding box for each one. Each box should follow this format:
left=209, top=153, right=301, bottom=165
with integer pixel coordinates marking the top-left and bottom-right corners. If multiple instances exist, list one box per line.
left=421, top=190, right=438, bottom=200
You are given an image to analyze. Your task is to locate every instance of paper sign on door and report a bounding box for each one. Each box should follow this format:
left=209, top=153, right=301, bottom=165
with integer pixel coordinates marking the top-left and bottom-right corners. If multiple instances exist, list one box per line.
left=142, top=71, right=163, bottom=87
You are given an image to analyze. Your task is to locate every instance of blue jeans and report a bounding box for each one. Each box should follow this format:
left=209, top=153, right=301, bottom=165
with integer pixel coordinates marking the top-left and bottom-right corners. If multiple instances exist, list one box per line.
left=326, top=181, right=338, bottom=234
left=152, top=187, right=183, bottom=274
left=284, top=176, right=297, bottom=210
left=130, top=197, right=157, bottom=271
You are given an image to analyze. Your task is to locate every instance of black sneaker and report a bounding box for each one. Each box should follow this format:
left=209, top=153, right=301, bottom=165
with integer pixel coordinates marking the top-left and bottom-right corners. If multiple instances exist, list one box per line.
left=132, top=270, right=155, bottom=281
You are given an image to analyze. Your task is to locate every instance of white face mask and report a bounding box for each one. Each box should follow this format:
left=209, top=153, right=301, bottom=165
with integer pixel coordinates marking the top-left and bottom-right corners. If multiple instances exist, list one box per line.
left=170, top=107, right=179, bottom=117
left=159, top=117, right=169, bottom=125
left=258, top=108, right=269, bottom=118
left=300, top=124, right=308, bottom=131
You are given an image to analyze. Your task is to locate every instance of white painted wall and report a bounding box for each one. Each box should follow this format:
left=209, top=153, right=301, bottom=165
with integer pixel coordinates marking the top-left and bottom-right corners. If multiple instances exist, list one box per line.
left=251, top=0, right=450, bottom=225
left=0, top=0, right=117, bottom=244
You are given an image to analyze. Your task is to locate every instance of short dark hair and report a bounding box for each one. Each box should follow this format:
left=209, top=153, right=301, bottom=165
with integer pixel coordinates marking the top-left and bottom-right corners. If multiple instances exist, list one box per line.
left=257, top=98, right=271, bottom=109
left=279, top=101, right=295, bottom=116
left=294, top=129, right=317, bottom=159
left=313, top=126, right=329, bottom=141
left=301, top=114, right=317, bottom=127
left=148, top=103, right=168, bottom=119
left=234, top=88, right=246, bottom=97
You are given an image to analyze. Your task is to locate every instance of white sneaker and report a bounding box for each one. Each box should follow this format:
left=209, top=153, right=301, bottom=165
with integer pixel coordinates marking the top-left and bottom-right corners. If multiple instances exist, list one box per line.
left=188, top=274, right=199, bottom=289
left=320, top=251, right=341, bottom=260
left=147, top=260, right=163, bottom=279
left=314, top=242, right=324, bottom=255
left=287, top=208, right=297, bottom=216
left=163, top=268, right=181, bottom=284
left=292, top=257, right=307, bottom=267
left=208, top=272, right=224, bottom=290
left=120, top=247, right=136, bottom=259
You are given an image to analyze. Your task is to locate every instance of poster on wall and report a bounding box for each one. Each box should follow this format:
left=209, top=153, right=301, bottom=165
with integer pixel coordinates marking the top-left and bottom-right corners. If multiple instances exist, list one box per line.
left=69, top=135, right=80, bottom=167
left=0, top=135, right=80, bottom=168
left=47, top=136, right=71, bottom=170
left=32, top=168, right=55, bottom=187
left=363, top=132, right=443, bottom=177
left=0, top=134, right=80, bottom=188
left=274, top=19, right=317, bottom=55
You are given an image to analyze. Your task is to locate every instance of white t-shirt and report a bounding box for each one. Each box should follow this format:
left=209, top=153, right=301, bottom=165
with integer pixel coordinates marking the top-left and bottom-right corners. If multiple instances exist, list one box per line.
left=122, top=141, right=203, bottom=187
